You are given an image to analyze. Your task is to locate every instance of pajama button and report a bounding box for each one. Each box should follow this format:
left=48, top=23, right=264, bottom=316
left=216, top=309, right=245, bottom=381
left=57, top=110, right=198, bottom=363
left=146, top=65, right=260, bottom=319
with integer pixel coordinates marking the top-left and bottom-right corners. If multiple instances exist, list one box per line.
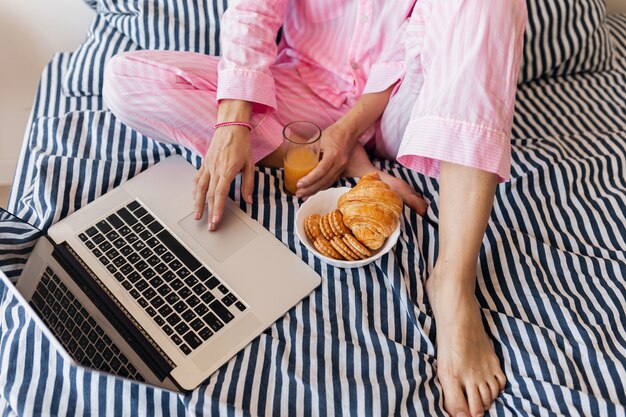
left=351, top=62, right=359, bottom=70
left=360, top=15, right=368, bottom=23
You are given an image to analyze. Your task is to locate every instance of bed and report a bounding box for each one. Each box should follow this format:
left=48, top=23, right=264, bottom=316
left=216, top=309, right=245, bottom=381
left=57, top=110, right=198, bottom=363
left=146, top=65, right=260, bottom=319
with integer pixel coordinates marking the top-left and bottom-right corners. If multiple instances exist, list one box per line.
left=1, top=4, right=625, bottom=417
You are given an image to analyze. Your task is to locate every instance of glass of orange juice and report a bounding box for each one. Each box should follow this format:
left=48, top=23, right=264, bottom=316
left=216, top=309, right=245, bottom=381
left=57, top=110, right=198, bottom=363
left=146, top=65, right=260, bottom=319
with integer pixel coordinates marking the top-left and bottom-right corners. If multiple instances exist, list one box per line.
left=282, top=121, right=322, bottom=195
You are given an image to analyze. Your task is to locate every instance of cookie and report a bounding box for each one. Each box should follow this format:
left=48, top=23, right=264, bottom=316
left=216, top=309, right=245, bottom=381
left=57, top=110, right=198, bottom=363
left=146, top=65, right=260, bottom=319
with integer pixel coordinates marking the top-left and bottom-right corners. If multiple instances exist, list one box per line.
left=304, top=214, right=322, bottom=242
left=330, top=236, right=358, bottom=261
left=313, top=236, right=342, bottom=259
left=319, top=213, right=335, bottom=240
left=342, top=234, right=371, bottom=259
left=329, top=209, right=349, bottom=236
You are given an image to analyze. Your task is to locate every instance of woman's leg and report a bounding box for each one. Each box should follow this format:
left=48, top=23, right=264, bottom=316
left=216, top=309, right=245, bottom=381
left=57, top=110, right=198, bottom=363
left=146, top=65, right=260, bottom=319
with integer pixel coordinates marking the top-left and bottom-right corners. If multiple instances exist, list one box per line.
left=427, top=162, right=506, bottom=417
left=375, top=0, right=527, bottom=415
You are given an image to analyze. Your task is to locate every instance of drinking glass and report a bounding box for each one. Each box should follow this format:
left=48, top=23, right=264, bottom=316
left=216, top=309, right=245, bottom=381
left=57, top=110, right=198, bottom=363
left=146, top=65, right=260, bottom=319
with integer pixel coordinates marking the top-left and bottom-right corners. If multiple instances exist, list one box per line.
left=282, top=121, right=322, bottom=195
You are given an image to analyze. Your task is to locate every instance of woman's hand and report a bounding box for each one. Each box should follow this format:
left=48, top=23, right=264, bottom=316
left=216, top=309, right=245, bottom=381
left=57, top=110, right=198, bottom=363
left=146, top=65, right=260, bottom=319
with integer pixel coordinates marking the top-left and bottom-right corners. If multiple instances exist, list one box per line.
left=295, top=122, right=355, bottom=198
left=193, top=125, right=254, bottom=231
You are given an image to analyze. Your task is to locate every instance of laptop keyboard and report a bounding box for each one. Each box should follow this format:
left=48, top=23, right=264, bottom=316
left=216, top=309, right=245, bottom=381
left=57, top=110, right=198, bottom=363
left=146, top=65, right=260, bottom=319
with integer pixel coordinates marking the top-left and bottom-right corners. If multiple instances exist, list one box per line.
left=77, top=200, right=247, bottom=356
left=29, top=267, right=144, bottom=381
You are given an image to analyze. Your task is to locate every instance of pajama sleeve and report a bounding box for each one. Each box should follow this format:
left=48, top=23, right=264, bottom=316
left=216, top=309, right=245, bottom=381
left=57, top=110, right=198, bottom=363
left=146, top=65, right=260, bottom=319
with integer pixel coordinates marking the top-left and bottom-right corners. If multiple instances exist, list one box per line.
left=362, top=19, right=409, bottom=95
left=396, top=0, right=527, bottom=182
left=217, top=0, right=289, bottom=111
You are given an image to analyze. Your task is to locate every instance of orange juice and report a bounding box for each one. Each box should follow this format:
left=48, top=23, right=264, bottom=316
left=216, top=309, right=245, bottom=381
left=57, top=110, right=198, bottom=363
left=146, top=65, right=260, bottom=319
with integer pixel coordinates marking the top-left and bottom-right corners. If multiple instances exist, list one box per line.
left=284, top=147, right=319, bottom=194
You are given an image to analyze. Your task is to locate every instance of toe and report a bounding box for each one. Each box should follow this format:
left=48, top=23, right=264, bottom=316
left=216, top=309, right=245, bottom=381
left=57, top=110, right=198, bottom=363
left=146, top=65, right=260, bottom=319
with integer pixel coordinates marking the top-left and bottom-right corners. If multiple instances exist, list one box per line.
left=407, top=194, right=428, bottom=216
left=466, top=385, right=485, bottom=417
left=495, top=371, right=507, bottom=391
left=478, top=382, right=493, bottom=410
left=487, top=377, right=501, bottom=401
left=440, top=376, right=470, bottom=417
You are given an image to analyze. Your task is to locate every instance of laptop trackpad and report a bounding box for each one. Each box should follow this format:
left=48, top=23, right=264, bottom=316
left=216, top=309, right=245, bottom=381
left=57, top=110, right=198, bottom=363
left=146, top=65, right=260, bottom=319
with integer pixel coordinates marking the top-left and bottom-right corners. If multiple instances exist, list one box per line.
left=178, top=207, right=257, bottom=263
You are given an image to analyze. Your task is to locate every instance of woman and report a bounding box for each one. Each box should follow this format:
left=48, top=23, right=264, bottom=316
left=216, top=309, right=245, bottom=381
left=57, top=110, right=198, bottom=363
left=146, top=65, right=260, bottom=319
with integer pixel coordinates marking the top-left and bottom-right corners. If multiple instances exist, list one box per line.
left=103, top=1, right=527, bottom=415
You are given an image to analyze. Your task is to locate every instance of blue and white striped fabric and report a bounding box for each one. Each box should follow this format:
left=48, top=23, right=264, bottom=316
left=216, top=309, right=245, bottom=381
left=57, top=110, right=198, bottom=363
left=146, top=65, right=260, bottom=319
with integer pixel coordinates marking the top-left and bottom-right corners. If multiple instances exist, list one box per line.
left=63, top=0, right=227, bottom=97
left=2, top=16, right=626, bottom=416
left=519, top=0, right=614, bottom=84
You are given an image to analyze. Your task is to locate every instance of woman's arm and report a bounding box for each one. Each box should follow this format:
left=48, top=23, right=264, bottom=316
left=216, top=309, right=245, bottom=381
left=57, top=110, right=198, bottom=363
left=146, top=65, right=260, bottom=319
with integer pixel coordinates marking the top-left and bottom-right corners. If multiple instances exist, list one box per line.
left=195, top=0, right=288, bottom=231
left=295, top=83, right=397, bottom=198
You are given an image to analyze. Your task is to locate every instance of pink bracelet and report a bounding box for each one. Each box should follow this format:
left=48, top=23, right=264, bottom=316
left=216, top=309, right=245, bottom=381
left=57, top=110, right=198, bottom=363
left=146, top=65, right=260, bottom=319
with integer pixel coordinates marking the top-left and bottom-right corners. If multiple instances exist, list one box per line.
left=214, top=121, right=253, bottom=131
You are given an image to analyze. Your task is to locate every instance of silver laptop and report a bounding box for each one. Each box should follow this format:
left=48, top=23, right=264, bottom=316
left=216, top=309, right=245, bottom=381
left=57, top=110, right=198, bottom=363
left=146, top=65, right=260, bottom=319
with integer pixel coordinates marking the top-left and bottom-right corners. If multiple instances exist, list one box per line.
left=10, top=155, right=321, bottom=391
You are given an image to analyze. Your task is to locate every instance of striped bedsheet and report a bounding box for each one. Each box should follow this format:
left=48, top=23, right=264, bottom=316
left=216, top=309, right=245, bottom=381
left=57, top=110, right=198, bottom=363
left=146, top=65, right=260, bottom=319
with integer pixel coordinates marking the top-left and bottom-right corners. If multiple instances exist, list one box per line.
left=2, top=17, right=626, bottom=416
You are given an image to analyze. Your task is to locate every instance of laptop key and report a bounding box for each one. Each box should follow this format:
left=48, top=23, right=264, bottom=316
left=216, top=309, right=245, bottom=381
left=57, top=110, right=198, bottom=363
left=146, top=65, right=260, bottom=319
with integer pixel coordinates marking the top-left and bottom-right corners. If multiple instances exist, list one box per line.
left=146, top=306, right=157, bottom=317
left=196, top=267, right=212, bottom=281
left=86, top=227, right=99, bottom=237
left=106, top=231, right=119, bottom=241
left=78, top=233, right=88, bottom=242
left=127, top=234, right=139, bottom=244
left=166, top=313, right=181, bottom=326
left=133, top=241, right=146, bottom=251
left=92, top=234, right=105, bottom=245
left=150, top=296, right=165, bottom=309
left=170, top=279, right=184, bottom=291
left=139, top=230, right=152, bottom=241
left=171, top=334, right=183, bottom=345
left=194, top=304, right=209, bottom=316
left=135, top=260, right=148, bottom=272
left=147, top=221, right=164, bottom=234
left=158, top=305, right=173, bottom=317
left=162, top=252, right=175, bottom=263
left=187, top=295, right=200, bottom=308
left=202, top=312, right=223, bottom=332
left=155, top=263, right=168, bottom=274
left=99, top=256, right=110, bottom=266
left=128, top=253, right=141, bottom=264
left=181, top=309, right=195, bottom=322
left=138, top=298, right=149, bottom=308
left=183, top=275, right=196, bottom=286
left=200, top=292, right=215, bottom=304
left=154, top=245, right=167, bottom=255
left=122, top=281, right=132, bottom=290
left=217, top=284, right=228, bottom=294
left=190, top=318, right=204, bottom=331
left=173, top=301, right=187, bottom=313
left=127, top=200, right=140, bottom=212
left=147, top=255, right=160, bottom=267
left=96, top=220, right=112, bottom=234
left=210, top=300, right=234, bottom=323
left=165, top=293, right=180, bottom=305
left=134, top=206, right=148, bottom=218
left=85, top=241, right=95, bottom=250
left=157, top=285, right=172, bottom=296
left=140, top=213, right=155, bottom=225
left=162, top=325, right=174, bottom=336
left=130, top=289, right=140, bottom=299
left=119, top=226, right=131, bottom=236
left=128, top=271, right=141, bottom=283
left=142, top=269, right=156, bottom=279
left=135, top=280, right=148, bottom=291
left=226, top=293, right=238, bottom=304
left=156, top=229, right=201, bottom=271
left=118, top=207, right=138, bottom=226
left=106, top=248, right=120, bottom=259
left=192, top=283, right=206, bottom=296
left=175, top=322, right=190, bottom=335
left=199, top=328, right=214, bottom=341
left=114, top=238, right=127, bottom=249
left=235, top=302, right=247, bottom=312
left=99, top=241, right=112, bottom=252
left=107, top=213, right=124, bottom=228
left=139, top=248, right=152, bottom=259
left=113, top=257, right=126, bottom=268
left=154, top=316, right=165, bottom=326
left=206, top=277, right=219, bottom=289
left=142, top=288, right=156, bottom=300
left=183, top=332, right=202, bottom=349
left=178, top=287, right=192, bottom=299
left=180, top=345, right=192, bottom=355
left=169, top=260, right=182, bottom=271
left=107, top=264, right=117, bottom=274
left=132, top=223, right=145, bottom=234
left=222, top=295, right=234, bottom=307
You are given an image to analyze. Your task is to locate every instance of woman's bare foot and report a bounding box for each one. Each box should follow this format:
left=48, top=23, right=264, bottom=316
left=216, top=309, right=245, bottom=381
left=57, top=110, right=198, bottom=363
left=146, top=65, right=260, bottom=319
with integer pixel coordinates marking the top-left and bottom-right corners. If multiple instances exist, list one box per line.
left=343, top=144, right=428, bottom=216
left=426, top=269, right=507, bottom=417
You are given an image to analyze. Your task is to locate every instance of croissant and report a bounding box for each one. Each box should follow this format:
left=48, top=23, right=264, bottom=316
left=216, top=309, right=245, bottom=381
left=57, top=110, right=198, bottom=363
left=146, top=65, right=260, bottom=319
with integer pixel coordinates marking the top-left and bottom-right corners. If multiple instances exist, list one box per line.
left=337, top=172, right=403, bottom=250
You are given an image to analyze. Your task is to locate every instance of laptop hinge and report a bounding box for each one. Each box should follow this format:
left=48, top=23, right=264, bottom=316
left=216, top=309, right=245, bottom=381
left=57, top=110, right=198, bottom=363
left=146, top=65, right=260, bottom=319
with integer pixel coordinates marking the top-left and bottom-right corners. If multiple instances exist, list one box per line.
left=52, top=242, right=174, bottom=381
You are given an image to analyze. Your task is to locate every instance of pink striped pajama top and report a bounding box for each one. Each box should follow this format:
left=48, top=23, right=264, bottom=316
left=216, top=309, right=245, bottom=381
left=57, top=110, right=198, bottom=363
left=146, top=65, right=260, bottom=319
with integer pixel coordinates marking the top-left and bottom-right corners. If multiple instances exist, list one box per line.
left=104, top=0, right=527, bottom=182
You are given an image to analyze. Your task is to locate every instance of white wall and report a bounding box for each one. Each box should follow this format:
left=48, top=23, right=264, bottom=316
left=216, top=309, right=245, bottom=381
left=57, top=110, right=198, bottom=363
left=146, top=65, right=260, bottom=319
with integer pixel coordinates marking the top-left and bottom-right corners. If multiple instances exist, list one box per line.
left=607, top=0, right=626, bottom=14
left=0, top=0, right=94, bottom=186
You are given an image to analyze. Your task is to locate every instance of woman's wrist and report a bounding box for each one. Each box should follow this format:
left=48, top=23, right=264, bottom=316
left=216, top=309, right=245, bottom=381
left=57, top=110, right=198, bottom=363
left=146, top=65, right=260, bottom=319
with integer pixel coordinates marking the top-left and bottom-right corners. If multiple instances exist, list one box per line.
left=217, top=99, right=253, bottom=124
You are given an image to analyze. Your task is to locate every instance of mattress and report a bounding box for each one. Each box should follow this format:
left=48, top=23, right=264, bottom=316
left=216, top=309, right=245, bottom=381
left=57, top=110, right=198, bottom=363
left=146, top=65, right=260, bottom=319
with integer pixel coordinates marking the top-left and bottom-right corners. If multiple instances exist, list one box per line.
left=1, top=15, right=626, bottom=416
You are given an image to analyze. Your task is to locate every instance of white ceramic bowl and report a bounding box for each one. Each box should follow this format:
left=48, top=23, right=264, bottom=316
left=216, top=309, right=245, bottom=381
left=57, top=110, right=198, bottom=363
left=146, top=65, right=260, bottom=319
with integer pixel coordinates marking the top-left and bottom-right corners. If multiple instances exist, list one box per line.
left=295, top=187, right=401, bottom=269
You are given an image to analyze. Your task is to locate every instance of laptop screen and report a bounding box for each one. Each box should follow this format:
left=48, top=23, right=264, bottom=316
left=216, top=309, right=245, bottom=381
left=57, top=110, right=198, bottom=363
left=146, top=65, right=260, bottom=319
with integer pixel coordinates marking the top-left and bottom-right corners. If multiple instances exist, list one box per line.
left=0, top=208, right=44, bottom=282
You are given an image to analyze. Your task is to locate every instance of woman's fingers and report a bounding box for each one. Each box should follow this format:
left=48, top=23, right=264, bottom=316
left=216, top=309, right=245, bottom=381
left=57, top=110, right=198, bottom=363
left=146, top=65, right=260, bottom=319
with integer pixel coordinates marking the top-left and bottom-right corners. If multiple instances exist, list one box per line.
left=194, top=166, right=209, bottom=220
left=241, top=160, right=255, bottom=204
left=296, top=152, right=334, bottom=190
left=297, top=163, right=341, bottom=198
left=206, top=173, right=219, bottom=230
left=210, top=175, right=233, bottom=230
